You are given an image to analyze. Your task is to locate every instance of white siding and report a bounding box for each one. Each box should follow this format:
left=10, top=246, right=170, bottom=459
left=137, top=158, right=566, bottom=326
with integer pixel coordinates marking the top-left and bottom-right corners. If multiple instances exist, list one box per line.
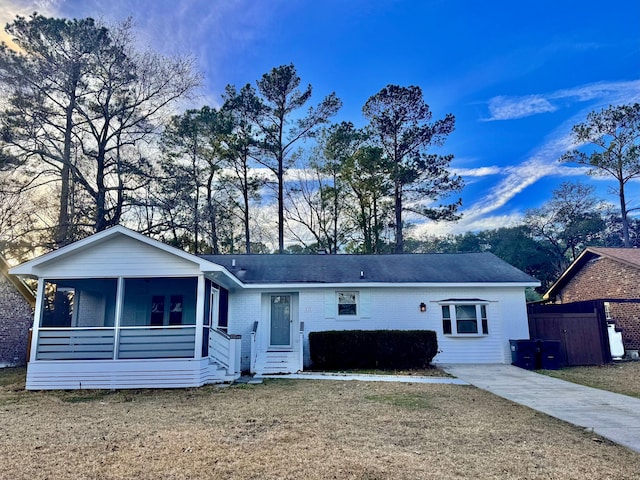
left=497, top=287, right=531, bottom=361
left=33, top=234, right=202, bottom=278
left=226, top=285, right=530, bottom=369
left=25, top=358, right=237, bottom=390
left=227, top=290, right=262, bottom=371
left=312, top=286, right=528, bottom=365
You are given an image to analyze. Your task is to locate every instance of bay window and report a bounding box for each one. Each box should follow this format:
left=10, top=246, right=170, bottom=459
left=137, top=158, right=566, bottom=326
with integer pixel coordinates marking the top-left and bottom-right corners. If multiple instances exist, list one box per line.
left=441, top=302, right=488, bottom=336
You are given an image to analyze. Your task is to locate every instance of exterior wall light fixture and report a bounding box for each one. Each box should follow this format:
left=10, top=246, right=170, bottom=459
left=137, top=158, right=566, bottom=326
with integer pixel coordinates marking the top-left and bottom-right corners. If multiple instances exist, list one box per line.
left=419, top=302, right=427, bottom=312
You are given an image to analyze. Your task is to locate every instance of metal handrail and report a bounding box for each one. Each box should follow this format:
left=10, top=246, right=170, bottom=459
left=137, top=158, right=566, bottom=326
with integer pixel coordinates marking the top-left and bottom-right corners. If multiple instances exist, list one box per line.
left=250, top=321, right=261, bottom=373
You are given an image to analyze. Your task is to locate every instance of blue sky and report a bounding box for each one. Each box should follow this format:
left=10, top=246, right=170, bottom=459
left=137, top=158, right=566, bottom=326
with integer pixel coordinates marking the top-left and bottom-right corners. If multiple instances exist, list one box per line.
left=1, top=0, right=639, bottom=237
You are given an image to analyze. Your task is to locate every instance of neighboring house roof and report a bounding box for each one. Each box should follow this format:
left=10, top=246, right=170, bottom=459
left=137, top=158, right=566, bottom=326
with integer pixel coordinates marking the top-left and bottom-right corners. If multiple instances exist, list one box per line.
left=200, top=252, right=539, bottom=285
left=0, top=254, right=36, bottom=307
left=544, top=247, right=640, bottom=300
left=586, top=247, right=640, bottom=268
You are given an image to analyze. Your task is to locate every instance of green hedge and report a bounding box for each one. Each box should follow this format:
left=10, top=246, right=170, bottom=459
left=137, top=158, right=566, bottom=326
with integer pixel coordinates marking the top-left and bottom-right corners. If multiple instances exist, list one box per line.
left=309, top=330, right=438, bottom=369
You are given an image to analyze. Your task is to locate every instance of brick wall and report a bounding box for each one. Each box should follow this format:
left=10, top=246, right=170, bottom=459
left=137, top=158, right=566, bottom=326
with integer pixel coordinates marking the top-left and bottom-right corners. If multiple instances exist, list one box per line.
left=609, top=302, right=640, bottom=350
left=0, top=274, right=33, bottom=366
left=558, top=257, right=640, bottom=303
left=558, top=257, right=640, bottom=350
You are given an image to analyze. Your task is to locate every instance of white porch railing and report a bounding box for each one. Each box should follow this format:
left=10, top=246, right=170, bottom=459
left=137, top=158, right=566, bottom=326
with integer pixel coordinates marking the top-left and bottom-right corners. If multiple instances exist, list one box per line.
left=35, top=326, right=197, bottom=360
left=118, top=326, right=196, bottom=359
left=298, top=322, right=305, bottom=372
left=37, top=328, right=115, bottom=360
left=209, top=328, right=242, bottom=375
left=249, top=321, right=304, bottom=374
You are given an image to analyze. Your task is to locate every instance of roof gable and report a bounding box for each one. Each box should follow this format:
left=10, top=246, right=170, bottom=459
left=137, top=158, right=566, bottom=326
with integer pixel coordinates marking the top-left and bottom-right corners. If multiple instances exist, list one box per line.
left=545, top=247, right=640, bottom=299
left=0, top=255, right=35, bottom=307
left=9, top=226, right=232, bottom=280
left=587, top=247, right=640, bottom=269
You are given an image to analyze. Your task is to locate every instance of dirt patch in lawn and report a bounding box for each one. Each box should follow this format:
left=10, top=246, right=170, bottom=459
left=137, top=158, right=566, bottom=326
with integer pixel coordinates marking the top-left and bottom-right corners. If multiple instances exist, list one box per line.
left=1, top=367, right=639, bottom=479
left=541, top=361, right=640, bottom=398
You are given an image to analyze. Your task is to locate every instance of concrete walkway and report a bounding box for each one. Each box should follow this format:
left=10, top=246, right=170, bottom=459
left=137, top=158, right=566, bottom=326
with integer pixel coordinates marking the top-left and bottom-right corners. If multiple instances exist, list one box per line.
left=442, top=364, right=640, bottom=453
left=259, top=372, right=468, bottom=385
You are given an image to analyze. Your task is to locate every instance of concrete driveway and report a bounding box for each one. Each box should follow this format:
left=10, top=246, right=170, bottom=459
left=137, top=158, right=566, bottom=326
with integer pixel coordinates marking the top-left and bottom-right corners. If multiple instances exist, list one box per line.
left=442, top=364, right=640, bottom=453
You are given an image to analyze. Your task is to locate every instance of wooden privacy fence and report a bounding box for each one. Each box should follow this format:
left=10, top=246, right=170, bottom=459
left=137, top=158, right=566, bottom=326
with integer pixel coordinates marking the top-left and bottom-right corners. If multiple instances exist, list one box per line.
left=527, top=301, right=611, bottom=366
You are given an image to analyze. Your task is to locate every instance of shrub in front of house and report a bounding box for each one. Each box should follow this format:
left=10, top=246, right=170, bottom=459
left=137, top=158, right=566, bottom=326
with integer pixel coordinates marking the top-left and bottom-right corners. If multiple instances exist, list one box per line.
left=309, top=330, right=438, bottom=369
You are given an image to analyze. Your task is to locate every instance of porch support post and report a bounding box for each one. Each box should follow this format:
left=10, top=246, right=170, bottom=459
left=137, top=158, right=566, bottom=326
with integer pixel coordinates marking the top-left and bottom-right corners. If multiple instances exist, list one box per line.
left=29, top=277, right=45, bottom=362
left=113, top=277, right=125, bottom=360
left=194, top=274, right=206, bottom=359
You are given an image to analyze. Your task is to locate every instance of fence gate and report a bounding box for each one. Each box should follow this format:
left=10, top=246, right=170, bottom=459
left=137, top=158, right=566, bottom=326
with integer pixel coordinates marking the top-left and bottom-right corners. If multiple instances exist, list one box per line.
left=527, top=301, right=611, bottom=366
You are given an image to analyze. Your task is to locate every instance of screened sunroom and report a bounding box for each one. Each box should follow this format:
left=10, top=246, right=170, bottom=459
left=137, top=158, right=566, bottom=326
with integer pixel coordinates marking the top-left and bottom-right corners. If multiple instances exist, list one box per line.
left=10, top=226, right=243, bottom=389
left=36, top=277, right=199, bottom=361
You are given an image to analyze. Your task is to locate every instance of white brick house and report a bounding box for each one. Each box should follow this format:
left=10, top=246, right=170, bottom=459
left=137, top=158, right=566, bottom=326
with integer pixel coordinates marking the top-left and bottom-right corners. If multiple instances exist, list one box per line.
left=11, top=226, right=538, bottom=390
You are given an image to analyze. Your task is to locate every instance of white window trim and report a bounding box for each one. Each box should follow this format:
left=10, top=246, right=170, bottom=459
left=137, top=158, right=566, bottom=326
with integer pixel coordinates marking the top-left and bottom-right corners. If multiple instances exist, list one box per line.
left=438, top=301, right=489, bottom=337
left=337, top=291, right=359, bottom=319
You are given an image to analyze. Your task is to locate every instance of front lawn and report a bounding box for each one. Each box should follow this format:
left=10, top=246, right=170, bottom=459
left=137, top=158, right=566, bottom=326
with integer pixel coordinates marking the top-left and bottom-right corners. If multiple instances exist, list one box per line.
left=1, top=367, right=638, bottom=479
left=540, top=361, right=640, bottom=399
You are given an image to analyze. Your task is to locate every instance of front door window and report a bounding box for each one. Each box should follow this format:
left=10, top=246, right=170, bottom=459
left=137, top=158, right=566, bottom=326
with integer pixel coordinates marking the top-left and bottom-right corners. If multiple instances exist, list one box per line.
left=270, top=295, right=291, bottom=347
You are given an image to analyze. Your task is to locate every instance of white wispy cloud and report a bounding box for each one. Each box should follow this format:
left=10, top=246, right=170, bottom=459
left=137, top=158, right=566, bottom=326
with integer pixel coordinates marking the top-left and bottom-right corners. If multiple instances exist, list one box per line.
left=484, top=79, right=640, bottom=121
left=453, top=166, right=501, bottom=177
left=486, top=95, right=557, bottom=121
left=0, top=0, right=279, bottom=103
left=414, top=127, right=589, bottom=238
left=426, top=78, right=640, bottom=238
left=421, top=213, right=524, bottom=237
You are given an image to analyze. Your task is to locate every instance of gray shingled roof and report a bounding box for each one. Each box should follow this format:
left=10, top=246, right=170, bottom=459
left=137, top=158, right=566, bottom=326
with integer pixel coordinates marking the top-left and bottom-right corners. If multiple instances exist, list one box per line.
left=199, top=252, right=538, bottom=284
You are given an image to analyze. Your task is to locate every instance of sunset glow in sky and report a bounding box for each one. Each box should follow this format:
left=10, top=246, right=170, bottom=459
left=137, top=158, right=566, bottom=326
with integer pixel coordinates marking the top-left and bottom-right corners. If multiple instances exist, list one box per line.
left=1, top=0, right=639, bottom=237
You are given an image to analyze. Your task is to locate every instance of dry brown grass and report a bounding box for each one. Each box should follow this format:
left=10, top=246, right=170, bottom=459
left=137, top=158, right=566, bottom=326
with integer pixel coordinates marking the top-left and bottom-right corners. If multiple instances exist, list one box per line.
left=541, top=361, right=640, bottom=398
left=1, top=367, right=639, bottom=479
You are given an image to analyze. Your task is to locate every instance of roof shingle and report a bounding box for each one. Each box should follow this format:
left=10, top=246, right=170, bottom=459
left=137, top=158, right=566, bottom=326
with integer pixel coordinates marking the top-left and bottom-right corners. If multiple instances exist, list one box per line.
left=199, top=252, right=537, bottom=284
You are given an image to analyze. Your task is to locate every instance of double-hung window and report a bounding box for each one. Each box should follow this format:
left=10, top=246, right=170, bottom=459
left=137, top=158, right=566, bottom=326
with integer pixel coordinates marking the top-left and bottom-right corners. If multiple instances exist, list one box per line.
left=441, top=302, right=488, bottom=336
left=337, top=291, right=358, bottom=317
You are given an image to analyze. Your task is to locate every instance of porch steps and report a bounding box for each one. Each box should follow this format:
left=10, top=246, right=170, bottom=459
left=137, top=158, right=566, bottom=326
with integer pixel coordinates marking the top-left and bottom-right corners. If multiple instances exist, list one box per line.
left=205, top=359, right=238, bottom=383
left=253, top=350, right=299, bottom=375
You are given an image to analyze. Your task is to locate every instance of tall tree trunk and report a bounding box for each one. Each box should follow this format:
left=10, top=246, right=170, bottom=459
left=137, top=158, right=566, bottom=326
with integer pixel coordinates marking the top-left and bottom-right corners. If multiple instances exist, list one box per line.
left=206, top=170, right=220, bottom=255
left=243, top=153, right=251, bottom=254
left=57, top=163, right=71, bottom=246
left=332, top=172, right=339, bottom=254
left=277, top=111, right=285, bottom=254
left=192, top=144, right=199, bottom=254
left=394, top=181, right=403, bottom=253
left=94, top=147, right=107, bottom=232
left=278, top=160, right=284, bottom=253
left=619, top=175, right=630, bottom=247
left=56, top=87, right=78, bottom=247
left=113, top=132, right=124, bottom=228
